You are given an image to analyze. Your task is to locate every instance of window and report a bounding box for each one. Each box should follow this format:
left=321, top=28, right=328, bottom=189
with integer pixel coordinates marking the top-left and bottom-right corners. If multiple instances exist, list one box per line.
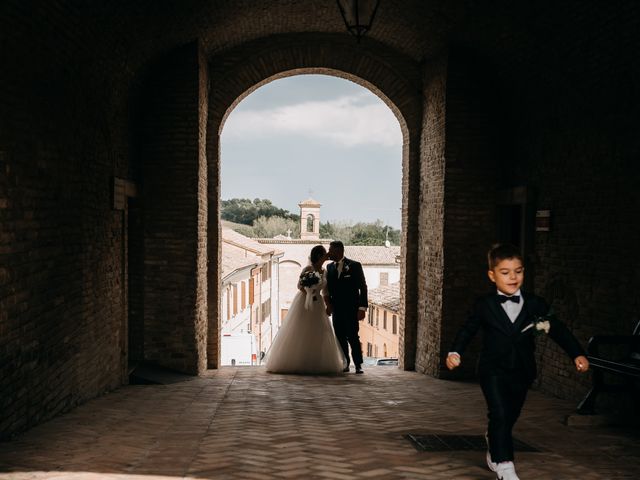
left=368, top=306, right=374, bottom=325
left=383, top=311, right=387, bottom=330
left=384, top=343, right=387, bottom=357
left=261, top=298, right=271, bottom=322
left=306, top=214, right=314, bottom=232
left=241, top=281, right=246, bottom=310
left=375, top=308, right=379, bottom=327
left=226, top=288, right=230, bottom=320
left=249, top=278, right=255, bottom=305
left=392, top=314, right=397, bottom=335
left=233, top=284, right=238, bottom=316
left=367, top=342, right=373, bottom=357
left=261, top=262, right=270, bottom=281
left=380, top=272, right=389, bottom=286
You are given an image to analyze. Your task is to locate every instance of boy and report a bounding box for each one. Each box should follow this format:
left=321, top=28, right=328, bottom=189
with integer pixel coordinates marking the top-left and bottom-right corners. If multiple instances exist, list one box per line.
left=446, top=244, right=589, bottom=480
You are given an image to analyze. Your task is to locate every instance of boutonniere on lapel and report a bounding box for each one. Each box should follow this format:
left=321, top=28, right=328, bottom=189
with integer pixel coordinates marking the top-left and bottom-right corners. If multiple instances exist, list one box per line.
left=343, top=263, right=350, bottom=274
left=521, top=308, right=553, bottom=335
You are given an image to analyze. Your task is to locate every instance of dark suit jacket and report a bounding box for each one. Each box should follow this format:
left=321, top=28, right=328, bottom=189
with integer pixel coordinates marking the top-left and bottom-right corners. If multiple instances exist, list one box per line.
left=450, top=292, right=585, bottom=382
left=325, top=258, right=368, bottom=322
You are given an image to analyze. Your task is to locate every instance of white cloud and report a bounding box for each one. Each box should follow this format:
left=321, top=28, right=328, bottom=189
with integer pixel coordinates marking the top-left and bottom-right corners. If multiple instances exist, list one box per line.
left=223, top=94, right=402, bottom=147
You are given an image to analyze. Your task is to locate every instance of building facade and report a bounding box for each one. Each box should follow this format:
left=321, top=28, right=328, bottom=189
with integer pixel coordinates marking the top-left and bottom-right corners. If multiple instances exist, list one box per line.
left=361, top=282, right=401, bottom=359
left=255, top=240, right=400, bottom=322
left=222, top=228, right=283, bottom=361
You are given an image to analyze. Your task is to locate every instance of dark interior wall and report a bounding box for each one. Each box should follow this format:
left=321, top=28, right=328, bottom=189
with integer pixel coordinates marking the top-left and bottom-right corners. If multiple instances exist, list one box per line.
left=0, top=3, right=133, bottom=437
left=415, top=55, right=447, bottom=376
left=441, top=2, right=640, bottom=415
left=430, top=49, right=503, bottom=378
left=506, top=59, right=640, bottom=407
left=138, top=43, right=209, bottom=375
left=479, top=4, right=640, bottom=411
left=2, top=0, right=639, bottom=439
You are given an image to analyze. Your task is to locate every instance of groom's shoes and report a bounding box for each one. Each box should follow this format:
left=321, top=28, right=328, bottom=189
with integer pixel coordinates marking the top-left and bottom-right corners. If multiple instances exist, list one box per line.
left=355, top=365, right=364, bottom=374
left=343, top=366, right=350, bottom=373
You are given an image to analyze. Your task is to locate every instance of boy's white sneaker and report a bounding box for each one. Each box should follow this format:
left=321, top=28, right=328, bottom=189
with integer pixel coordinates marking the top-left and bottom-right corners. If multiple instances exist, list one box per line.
left=496, top=461, right=520, bottom=480
left=485, top=432, right=498, bottom=472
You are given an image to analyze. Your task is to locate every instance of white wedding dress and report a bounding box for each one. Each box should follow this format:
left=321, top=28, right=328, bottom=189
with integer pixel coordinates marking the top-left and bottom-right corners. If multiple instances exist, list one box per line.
left=265, top=267, right=346, bottom=374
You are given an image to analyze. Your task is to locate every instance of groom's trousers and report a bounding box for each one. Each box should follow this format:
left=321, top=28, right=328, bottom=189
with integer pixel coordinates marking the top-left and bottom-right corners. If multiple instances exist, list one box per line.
left=332, top=316, right=363, bottom=367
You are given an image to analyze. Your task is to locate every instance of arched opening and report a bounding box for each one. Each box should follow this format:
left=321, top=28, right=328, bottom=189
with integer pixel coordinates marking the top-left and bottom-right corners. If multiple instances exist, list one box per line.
left=206, top=36, right=422, bottom=370
left=219, top=73, right=402, bottom=366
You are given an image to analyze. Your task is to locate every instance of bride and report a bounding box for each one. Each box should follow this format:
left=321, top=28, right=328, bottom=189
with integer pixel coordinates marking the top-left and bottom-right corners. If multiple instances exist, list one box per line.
left=265, top=245, right=346, bottom=374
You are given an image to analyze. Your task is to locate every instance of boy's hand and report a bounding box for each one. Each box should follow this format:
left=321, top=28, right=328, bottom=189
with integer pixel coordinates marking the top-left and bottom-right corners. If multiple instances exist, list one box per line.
left=574, top=355, right=589, bottom=372
left=446, top=353, right=461, bottom=370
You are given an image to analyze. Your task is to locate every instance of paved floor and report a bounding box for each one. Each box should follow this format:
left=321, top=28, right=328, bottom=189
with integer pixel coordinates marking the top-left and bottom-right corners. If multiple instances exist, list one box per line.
left=0, top=367, right=638, bottom=479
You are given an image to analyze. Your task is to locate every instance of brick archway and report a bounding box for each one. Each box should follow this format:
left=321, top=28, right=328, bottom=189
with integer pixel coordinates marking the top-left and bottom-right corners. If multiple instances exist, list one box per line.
left=206, top=33, right=422, bottom=369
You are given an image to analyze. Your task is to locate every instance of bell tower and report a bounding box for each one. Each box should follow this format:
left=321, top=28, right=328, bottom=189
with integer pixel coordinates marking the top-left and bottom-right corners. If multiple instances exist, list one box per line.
left=299, top=198, right=321, bottom=240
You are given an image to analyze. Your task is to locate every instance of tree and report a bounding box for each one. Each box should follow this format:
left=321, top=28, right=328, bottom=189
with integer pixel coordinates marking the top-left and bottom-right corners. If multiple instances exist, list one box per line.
left=221, top=198, right=298, bottom=225
left=320, top=221, right=353, bottom=244
left=253, top=216, right=300, bottom=239
left=321, top=219, right=400, bottom=246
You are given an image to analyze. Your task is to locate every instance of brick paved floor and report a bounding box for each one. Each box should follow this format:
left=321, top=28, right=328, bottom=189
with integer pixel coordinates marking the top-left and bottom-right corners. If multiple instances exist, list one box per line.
left=1, top=367, right=638, bottom=479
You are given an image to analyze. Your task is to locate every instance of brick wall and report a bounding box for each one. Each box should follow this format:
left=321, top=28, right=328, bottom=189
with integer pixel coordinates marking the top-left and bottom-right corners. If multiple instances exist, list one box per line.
left=507, top=71, right=640, bottom=408
left=2, top=0, right=639, bottom=439
left=0, top=2, right=130, bottom=438
left=205, top=34, right=423, bottom=369
left=439, top=49, right=502, bottom=378
left=415, top=55, right=447, bottom=375
left=139, top=42, right=208, bottom=375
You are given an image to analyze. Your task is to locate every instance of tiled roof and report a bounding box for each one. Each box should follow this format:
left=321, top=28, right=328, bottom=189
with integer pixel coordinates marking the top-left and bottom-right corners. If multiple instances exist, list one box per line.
left=298, top=197, right=321, bottom=207
left=344, top=246, right=401, bottom=265
left=368, top=282, right=400, bottom=312
left=257, top=238, right=332, bottom=245
left=222, top=228, right=279, bottom=255
left=221, top=248, right=260, bottom=278
left=253, top=239, right=401, bottom=266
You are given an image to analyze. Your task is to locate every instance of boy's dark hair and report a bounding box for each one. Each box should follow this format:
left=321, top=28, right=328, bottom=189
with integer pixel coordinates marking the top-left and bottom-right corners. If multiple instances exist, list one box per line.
left=329, top=240, right=344, bottom=250
left=310, top=245, right=327, bottom=264
left=487, top=243, right=523, bottom=269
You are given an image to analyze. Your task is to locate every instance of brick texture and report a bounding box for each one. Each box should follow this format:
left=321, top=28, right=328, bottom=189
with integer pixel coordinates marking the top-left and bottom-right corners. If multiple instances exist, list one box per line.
left=0, top=1, right=130, bottom=438
left=138, top=42, right=208, bottom=375
left=1, top=0, right=639, bottom=439
left=205, top=34, right=423, bottom=370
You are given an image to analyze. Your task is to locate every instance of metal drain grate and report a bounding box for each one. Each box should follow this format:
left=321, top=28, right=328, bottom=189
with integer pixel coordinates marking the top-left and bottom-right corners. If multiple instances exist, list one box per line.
left=406, top=434, right=540, bottom=452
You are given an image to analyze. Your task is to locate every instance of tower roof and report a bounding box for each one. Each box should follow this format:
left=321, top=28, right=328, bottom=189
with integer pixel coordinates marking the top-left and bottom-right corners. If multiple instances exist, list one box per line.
left=298, top=197, right=321, bottom=207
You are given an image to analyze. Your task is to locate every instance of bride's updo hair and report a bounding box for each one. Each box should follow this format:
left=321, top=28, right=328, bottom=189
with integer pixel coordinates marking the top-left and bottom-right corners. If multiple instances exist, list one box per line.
left=309, top=245, right=327, bottom=265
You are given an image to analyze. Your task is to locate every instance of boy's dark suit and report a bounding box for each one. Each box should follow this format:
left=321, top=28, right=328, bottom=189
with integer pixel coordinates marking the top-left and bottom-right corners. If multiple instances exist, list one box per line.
left=326, top=258, right=368, bottom=368
left=450, top=291, right=585, bottom=463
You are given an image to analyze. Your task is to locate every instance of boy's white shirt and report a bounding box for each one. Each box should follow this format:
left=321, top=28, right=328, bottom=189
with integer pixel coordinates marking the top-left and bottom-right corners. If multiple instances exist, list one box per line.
left=449, top=289, right=524, bottom=358
left=497, top=288, right=524, bottom=322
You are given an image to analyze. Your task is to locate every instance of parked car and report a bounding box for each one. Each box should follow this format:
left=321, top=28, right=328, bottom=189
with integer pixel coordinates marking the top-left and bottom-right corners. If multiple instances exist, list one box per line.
left=362, top=357, right=377, bottom=366
left=375, top=357, right=398, bottom=366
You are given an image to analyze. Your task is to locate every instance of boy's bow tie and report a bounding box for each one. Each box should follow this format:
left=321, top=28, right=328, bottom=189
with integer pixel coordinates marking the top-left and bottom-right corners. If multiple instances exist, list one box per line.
left=498, top=295, right=520, bottom=304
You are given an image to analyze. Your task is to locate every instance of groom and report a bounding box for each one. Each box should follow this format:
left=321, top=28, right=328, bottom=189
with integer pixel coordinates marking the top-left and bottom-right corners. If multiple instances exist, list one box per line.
left=324, top=240, right=368, bottom=374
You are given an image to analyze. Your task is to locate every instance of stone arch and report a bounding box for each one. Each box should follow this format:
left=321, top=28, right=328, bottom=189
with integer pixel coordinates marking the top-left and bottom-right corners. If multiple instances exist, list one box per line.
left=207, top=33, right=422, bottom=369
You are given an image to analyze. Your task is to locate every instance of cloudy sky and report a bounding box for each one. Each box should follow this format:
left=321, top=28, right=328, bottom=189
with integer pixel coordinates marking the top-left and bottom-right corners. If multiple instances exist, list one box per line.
left=221, top=74, right=403, bottom=228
